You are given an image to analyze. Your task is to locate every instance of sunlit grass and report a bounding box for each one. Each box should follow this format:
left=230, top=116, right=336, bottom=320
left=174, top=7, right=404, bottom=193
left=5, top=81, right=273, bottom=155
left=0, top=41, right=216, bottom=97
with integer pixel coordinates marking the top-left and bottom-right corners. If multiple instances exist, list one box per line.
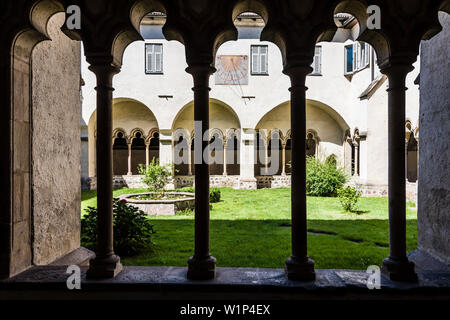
left=81, top=187, right=417, bottom=269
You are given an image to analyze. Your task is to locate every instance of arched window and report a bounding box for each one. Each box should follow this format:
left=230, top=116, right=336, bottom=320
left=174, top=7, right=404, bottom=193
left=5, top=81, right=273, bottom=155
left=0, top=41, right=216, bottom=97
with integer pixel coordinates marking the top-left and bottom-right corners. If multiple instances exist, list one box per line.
left=225, top=132, right=240, bottom=176
left=131, top=131, right=146, bottom=175
left=406, top=133, right=418, bottom=182
left=306, top=132, right=317, bottom=157
left=113, top=131, right=128, bottom=175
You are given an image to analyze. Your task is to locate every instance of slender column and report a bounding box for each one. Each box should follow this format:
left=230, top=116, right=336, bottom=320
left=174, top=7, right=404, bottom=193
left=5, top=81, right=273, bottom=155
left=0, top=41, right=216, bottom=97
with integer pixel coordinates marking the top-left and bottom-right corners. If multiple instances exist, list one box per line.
left=188, top=141, right=193, bottom=176
left=264, top=142, right=269, bottom=175
left=405, top=139, right=409, bottom=179
left=86, top=62, right=122, bottom=279
left=223, top=141, right=228, bottom=176
left=354, top=143, right=360, bottom=176
left=381, top=64, right=418, bottom=282
left=281, top=142, right=286, bottom=176
left=145, top=142, right=150, bottom=167
left=127, top=142, right=132, bottom=175
left=284, top=65, right=315, bottom=281
left=186, top=64, right=216, bottom=280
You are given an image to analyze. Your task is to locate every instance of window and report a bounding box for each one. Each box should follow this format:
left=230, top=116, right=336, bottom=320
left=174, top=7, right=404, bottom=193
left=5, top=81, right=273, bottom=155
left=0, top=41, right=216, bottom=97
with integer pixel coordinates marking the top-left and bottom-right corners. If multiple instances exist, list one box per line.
left=145, top=43, right=163, bottom=74
left=344, top=41, right=370, bottom=74
left=311, top=46, right=322, bottom=75
left=251, top=45, right=268, bottom=75
left=345, top=45, right=354, bottom=74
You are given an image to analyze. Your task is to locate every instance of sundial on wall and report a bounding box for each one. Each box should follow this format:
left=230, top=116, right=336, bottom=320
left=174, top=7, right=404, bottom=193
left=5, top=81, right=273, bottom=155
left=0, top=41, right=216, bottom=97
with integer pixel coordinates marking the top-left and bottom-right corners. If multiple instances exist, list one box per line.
left=215, top=55, right=248, bottom=85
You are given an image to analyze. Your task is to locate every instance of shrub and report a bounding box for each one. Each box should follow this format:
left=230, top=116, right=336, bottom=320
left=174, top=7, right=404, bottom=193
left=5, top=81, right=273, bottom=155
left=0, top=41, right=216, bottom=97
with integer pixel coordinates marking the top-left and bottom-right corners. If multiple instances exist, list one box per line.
left=337, top=186, right=362, bottom=212
left=306, top=156, right=347, bottom=197
left=138, top=158, right=173, bottom=197
left=81, top=199, right=155, bottom=256
left=175, top=187, right=221, bottom=203
left=209, top=188, right=221, bottom=203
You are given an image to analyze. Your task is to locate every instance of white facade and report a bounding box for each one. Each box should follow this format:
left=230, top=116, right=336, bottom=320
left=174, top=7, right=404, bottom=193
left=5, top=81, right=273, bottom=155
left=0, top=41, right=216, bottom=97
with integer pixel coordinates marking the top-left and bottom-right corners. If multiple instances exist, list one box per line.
left=81, top=16, right=420, bottom=192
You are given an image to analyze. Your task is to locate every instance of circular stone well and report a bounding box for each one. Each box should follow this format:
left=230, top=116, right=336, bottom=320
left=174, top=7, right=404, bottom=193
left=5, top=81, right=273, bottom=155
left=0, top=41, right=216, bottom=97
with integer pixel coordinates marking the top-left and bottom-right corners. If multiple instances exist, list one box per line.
left=118, top=192, right=195, bottom=216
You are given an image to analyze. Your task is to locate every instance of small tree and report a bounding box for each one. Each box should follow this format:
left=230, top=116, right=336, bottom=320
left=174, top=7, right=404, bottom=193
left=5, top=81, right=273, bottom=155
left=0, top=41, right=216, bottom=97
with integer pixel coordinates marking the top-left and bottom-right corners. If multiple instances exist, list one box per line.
left=138, top=158, right=173, bottom=198
left=337, top=186, right=362, bottom=212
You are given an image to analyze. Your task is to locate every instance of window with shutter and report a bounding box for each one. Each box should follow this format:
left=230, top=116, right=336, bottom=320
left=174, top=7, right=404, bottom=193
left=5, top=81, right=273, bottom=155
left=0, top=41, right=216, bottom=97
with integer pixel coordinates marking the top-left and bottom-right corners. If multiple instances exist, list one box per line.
left=145, top=43, right=163, bottom=74
left=311, top=46, right=322, bottom=75
left=345, top=44, right=354, bottom=74
left=251, top=45, right=269, bottom=75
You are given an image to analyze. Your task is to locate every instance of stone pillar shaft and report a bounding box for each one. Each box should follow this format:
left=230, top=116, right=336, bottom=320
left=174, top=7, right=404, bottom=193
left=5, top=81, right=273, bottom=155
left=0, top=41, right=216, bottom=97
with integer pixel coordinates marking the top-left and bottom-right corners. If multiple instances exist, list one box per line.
left=382, top=65, right=418, bottom=282
left=223, top=142, right=228, bottom=176
left=127, top=143, right=132, bottom=175
left=188, top=141, right=193, bottom=176
left=284, top=65, right=315, bottom=281
left=186, top=64, right=216, bottom=280
left=86, top=63, right=122, bottom=279
left=282, top=143, right=286, bottom=176
left=145, top=143, right=150, bottom=167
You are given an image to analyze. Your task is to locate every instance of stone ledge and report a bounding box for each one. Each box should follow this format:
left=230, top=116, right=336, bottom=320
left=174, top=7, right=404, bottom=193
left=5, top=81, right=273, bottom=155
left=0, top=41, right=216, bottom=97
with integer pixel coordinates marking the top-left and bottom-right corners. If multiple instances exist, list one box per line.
left=1, top=266, right=449, bottom=300
left=408, top=249, right=450, bottom=272
left=49, top=247, right=95, bottom=267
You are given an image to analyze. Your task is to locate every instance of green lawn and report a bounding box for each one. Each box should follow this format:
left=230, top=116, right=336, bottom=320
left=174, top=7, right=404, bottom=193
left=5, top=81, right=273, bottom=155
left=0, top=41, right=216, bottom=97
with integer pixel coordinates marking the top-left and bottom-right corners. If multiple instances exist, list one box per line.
left=81, top=187, right=418, bottom=270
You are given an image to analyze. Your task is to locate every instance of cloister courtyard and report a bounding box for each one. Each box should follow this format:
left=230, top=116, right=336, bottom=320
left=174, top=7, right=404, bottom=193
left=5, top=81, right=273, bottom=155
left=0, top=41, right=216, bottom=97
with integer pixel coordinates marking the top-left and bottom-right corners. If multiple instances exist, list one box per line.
left=82, top=187, right=418, bottom=270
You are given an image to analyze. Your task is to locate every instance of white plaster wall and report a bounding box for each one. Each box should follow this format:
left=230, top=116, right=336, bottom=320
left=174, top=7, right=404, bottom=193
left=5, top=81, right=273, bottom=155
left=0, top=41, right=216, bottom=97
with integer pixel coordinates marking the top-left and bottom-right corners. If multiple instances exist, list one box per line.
left=81, top=25, right=421, bottom=186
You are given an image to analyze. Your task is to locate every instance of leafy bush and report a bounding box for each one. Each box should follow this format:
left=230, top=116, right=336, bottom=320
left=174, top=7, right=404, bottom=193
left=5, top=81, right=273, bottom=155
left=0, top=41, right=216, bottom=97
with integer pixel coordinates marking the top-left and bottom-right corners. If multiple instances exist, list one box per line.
left=175, top=187, right=221, bottom=203
left=138, top=158, right=173, bottom=197
left=81, top=199, right=155, bottom=256
left=306, top=156, right=347, bottom=197
left=209, top=188, right=221, bottom=203
left=337, top=186, right=362, bottom=212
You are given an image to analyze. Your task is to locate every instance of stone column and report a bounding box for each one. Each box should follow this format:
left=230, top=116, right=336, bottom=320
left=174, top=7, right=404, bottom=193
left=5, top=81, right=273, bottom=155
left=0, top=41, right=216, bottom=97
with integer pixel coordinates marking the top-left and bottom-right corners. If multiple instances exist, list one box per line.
left=186, top=64, right=216, bottom=280
left=127, top=142, right=132, bottom=175
left=188, top=141, right=193, bottom=176
left=238, top=129, right=257, bottom=189
left=86, top=62, right=122, bottom=279
left=381, top=64, right=418, bottom=282
left=159, top=130, right=175, bottom=189
left=264, top=141, right=269, bottom=175
left=405, top=138, right=409, bottom=179
left=284, top=64, right=315, bottom=281
left=354, top=143, right=359, bottom=176
left=145, top=142, right=150, bottom=167
left=281, top=142, right=286, bottom=176
left=223, top=140, right=228, bottom=176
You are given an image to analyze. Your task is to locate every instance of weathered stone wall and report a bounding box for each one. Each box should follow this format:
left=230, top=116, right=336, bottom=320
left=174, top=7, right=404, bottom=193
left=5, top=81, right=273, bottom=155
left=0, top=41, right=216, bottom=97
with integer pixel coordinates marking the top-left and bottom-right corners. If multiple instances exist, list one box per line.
left=417, top=12, right=450, bottom=265
left=31, top=13, right=81, bottom=265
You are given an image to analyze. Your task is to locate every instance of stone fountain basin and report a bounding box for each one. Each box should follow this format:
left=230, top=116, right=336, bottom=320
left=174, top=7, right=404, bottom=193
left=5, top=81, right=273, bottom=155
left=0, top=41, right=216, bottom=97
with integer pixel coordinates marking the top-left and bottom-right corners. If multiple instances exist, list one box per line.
left=118, top=192, right=195, bottom=216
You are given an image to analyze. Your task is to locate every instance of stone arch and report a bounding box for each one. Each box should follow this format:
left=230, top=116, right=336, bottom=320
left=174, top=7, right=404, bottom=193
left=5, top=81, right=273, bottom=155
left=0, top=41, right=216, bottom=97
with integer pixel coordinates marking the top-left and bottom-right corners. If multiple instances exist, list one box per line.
left=256, top=100, right=349, bottom=168
left=172, top=98, right=241, bottom=133
left=88, top=98, right=159, bottom=177
left=129, top=127, right=146, bottom=142
left=113, top=128, right=128, bottom=141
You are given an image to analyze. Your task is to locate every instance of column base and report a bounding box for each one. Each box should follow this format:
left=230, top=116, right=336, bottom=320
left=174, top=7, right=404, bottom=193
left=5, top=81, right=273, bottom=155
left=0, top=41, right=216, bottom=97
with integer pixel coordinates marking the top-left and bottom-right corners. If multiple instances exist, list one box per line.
left=86, top=254, right=123, bottom=279
left=382, top=257, right=418, bottom=282
left=285, top=256, right=316, bottom=281
left=187, top=255, right=216, bottom=280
